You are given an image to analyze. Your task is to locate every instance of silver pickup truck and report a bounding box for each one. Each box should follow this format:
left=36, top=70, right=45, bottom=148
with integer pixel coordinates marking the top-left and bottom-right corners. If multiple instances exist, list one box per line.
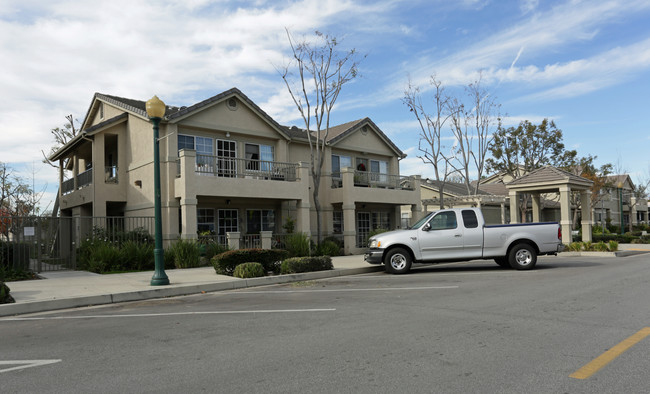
left=364, top=207, right=563, bottom=274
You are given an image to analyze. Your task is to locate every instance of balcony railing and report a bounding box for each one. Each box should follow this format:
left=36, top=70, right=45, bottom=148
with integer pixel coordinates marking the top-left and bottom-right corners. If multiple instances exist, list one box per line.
left=331, top=170, right=415, bottom=190
left=62, top=168, right=93, bottom=195
left=179, top=154, right=299, bottom=181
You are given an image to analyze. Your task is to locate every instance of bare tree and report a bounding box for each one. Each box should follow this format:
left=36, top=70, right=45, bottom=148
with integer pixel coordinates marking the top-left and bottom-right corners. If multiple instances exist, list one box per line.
left=448, top=74, right=500, bottom=195
left=403, top=76, right=455, bottom=209
left=279, top=29, right=364, bottom=245
left=42, top=114, right=78, bottom=168
left=0, top=162, right=36, bottom=237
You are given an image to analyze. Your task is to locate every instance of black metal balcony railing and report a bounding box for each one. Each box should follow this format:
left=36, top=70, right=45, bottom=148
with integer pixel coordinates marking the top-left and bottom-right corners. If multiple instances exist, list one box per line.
left=331, top=170, right=415, bottom=190
left=62, top=168, right=93, bottom=195
left=178, top=154, right=299, bottom=181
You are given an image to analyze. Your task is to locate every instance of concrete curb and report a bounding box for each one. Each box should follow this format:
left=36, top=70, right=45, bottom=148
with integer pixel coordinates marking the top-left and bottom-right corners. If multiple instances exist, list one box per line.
left=0, top=266, right=383, bottom=317
left=560, top=250, right=649, bottom=258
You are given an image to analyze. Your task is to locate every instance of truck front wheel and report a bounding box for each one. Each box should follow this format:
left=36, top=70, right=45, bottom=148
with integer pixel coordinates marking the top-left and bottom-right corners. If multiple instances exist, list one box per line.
left=384, top=248, right=412, bottom=274
left=508, top=244, right=537, bottom=270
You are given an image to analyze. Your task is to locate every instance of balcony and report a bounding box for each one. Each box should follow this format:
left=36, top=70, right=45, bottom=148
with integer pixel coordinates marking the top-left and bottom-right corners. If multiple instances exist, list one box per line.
left=332, top=170, right=415, bottom=190
left=62, top=168, right=93, bottom=195
left=177, top=154, right=298, bottom=182
left=328, top=168, right=420, bottom=205
left=175, top=150, right=310, bottom=201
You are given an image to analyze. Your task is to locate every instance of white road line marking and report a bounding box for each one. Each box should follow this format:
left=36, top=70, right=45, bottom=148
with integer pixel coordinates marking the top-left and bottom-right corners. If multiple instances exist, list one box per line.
left=236, top=285, right=459, bottom=294
left=0, top=309, right=336, bottom=321
left=0, top=360, right=62, bottom=373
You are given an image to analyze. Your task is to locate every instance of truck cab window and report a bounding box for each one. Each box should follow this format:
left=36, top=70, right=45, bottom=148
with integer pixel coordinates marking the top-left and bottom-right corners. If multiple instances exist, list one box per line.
left=429, top=211, right=457, bottom=230
left=461, top=210, right=479, bottom=228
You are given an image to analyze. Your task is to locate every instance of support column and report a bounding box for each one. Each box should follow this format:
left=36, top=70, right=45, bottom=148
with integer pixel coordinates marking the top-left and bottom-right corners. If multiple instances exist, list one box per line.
left=500, top=202, right=506, bottom=224
left=227, top=232, right=241, bottom=250
left=393, top=206, right=402, bottom=229
left=509, top=190, right=520, bottom=223
left=581, top=190, right=593, bottom=242
left=411, top=203, right=424, bottom=224
left=342, top=203, right=356, bottom=255
left=260, top=231, right=273, bottom=249
left=296, top=199, right=311, bottom=236
left=180, top=198, right=198, bottom=240
left=560, top=186, right=572, bottom=244
left=531, top=193, right=541, bottom=223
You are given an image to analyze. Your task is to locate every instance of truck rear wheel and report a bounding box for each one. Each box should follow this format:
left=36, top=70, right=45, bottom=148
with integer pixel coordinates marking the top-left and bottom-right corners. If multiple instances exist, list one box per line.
left=384, top=248, right=412, bottom=274
left=508, top=244, right=537, bottom=270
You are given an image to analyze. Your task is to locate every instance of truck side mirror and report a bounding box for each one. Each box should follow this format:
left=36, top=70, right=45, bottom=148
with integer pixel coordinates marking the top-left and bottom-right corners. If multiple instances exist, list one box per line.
left=422, top=223, right=431, bottom=231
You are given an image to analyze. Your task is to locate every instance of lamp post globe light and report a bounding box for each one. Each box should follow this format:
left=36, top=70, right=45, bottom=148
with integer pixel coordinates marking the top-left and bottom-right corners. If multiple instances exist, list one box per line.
left=146, top=95, right=170, bottom=286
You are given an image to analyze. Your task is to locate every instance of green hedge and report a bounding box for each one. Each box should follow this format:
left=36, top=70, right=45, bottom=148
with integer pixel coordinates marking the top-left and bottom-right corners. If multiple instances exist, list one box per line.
left=233, top=262, right=266, bottom=278
left=280, top=256, right=333, bottom=274
left=592, top=234, right=636, bottom=244
left=211, top=249, right=289, bottom=276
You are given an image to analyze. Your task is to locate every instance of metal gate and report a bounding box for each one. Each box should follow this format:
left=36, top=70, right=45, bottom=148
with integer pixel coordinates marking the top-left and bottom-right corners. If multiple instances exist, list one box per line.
left=1, top=216, right=75, bottom=273
left=1, top=216, right=155, bottom=273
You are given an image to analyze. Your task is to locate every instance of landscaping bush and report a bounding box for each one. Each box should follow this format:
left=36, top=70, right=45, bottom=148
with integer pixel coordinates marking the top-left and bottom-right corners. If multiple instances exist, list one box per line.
left=315, top=240, right=340, bottom=257
left=567, top=242, right=582, bottom=252
left=608, top=240, right=619, bottom=251
left=280, top=256, right=333, bottom=274
left=593, top=241, right=609, bottom=252
left=212, top=249, right=289, bottom=276
left=203, top=241, right=229, bottom=260
left=0, top=281, right=15, bottom=304
left=233, top=262, right=266, bottom=278
left=284, top=232, right=311, bottom=257
left=120, top=241, right=155, bottom=271
left=86, top=241, right=121, bottom=273
left=166, top=239, right=202, bottom=269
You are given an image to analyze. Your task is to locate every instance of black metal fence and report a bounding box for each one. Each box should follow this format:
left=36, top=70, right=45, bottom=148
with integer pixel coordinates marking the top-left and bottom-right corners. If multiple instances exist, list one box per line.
left=0, top=216, right=154, bottom=273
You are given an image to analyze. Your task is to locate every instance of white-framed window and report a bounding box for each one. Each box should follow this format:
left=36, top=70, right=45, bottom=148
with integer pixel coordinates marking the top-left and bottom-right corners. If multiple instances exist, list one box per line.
left=333, top=211, right=343, bottom=234
left=246, top=209, right=275, bottom=234
left=332, top=154, right=352, bottom=177
left=372, top=212, right=390, bottom=230
left=178, top=134, right=214, bottom=173
left=217, top=139, right=237, bottom=177
left=356, top=212, right=371, bottom=247
left=197, top=208, right=215, bottom=233
left=218, top=209, right=238, bottom=236
left=245, top=143, right=274, bottom=171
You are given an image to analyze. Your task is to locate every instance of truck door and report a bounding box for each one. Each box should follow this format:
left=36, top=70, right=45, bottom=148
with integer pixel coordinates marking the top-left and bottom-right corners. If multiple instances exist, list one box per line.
left=418, top=211, right=464, bottom=260
left=461, top=209, right=483, bottom=259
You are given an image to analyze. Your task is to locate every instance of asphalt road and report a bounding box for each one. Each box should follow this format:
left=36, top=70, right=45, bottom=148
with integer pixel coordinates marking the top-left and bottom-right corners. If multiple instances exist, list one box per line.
left=2, top=254, right=649, bottom=393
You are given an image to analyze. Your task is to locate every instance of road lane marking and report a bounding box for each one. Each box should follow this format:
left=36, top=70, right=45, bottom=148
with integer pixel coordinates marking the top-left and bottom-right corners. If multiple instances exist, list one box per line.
left=0, top=360, right=62, bottom=373
left=236, top=285, right=459, bottom=294
left=570, top=327, right=650, bottom=380
left=0, top=309, right=336, bottom=321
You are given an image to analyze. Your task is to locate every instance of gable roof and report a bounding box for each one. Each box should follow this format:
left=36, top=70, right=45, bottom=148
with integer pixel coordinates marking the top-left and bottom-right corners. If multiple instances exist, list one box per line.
left=285, top=117, right=405, bottom=158
left=423, top=179, right=493, bottom=196
left=48, top=113, right=128, bottom=162
left=605, top=174, right=633, bottom=189
left=507, top=166, right=593, bottom=188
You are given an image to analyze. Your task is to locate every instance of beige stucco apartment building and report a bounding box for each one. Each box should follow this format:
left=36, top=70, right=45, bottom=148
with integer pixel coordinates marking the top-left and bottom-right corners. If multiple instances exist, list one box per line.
left=49, top=88, right=422, bottom=254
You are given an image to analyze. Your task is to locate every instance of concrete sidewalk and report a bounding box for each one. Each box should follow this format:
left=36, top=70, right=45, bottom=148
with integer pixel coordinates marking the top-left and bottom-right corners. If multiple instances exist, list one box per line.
left=0, top=255, right=382, bottom=317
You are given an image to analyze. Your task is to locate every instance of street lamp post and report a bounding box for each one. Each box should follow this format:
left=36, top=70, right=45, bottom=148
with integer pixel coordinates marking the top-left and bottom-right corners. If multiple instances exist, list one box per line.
left=146, top=95, right=170, bottom=286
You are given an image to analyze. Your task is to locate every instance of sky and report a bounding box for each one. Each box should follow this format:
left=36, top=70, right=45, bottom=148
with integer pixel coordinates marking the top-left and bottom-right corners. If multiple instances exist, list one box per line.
left=1, top=0, right=650, bottom=213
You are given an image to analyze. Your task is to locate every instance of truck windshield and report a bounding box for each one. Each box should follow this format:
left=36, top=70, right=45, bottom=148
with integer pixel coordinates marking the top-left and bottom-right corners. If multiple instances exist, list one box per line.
left=409, top=212, right=434, bottom=229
